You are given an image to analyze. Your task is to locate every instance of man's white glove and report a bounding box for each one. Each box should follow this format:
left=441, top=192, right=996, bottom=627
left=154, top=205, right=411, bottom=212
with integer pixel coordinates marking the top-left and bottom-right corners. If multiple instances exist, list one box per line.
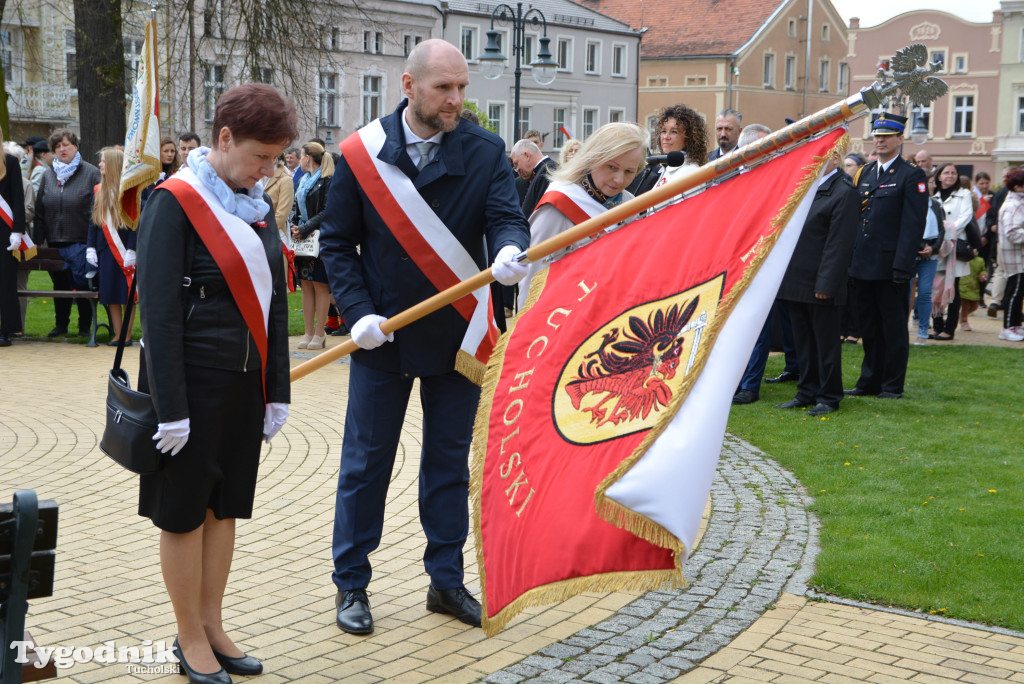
left=153, top=418, right=190, bottom=456
left=351, top=314, right=393, bottom=350
left=491, top=245, right=528, bottom=286
left=263, top=403, right=289, bottom=443
left=124, top=250, right=136, bottom=269
left=7, top=233, right=22, bottom=252
left=86, top=247, right=99, bottom=267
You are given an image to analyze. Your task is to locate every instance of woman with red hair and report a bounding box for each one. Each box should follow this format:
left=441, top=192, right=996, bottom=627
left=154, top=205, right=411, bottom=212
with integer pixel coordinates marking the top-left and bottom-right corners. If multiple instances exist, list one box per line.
left=137, top=83, right=297, bottom=684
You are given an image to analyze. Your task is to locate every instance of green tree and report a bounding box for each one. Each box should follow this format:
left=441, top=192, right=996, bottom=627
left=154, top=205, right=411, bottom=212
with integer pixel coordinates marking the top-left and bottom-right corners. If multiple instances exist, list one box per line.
left=462, top=101, right=494, bottom=133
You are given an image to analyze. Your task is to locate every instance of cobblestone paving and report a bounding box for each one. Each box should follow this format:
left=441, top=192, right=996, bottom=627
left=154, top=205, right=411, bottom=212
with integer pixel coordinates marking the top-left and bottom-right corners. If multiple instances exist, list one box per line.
left=3, top=340, right=1024, bottom=683
left=484, top=436, right=815, bottom=684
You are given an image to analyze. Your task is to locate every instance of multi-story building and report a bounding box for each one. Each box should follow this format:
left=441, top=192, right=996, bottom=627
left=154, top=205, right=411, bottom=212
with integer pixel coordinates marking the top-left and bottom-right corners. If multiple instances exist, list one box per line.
left=847, top=9, right=1001, bottom=178
left=2, top=0, right=639, bottom=153
left=993, top=1, right=1024, bottom=174
left=587, top=0, right=851, bottom=142
left=441, top=0, right=641, bottom=152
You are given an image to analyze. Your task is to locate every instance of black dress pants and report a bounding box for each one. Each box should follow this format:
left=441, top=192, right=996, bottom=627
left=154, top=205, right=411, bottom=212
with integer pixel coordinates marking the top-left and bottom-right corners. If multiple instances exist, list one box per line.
left=851, top=278, right=910, bottom=395
left=49, top=268, right=92, bottom=331
left=786, top=301, right=843, bottom=407
left=0, top=248, right=20, bottom=335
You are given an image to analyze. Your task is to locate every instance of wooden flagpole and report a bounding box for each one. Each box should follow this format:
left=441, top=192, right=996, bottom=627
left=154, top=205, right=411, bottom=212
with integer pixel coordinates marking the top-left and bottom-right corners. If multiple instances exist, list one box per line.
left=289, top=70, right=932, bottom=383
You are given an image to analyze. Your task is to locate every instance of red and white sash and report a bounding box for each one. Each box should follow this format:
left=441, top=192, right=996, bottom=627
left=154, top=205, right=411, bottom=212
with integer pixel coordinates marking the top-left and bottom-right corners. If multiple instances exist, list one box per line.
left=0, top=192, right=13, bottom=230
left=162, top=168, right=273, bottom=398
left=535, top=181, right=608, bottom=224
left=340, top=118, right=498, bottom=384
left=94, top=185, right=132, bottom=290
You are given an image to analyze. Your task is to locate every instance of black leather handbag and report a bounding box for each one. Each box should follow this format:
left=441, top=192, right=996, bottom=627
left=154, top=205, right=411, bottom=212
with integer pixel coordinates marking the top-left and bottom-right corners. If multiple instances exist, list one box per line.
left=99, top=276, right=164, bottom=474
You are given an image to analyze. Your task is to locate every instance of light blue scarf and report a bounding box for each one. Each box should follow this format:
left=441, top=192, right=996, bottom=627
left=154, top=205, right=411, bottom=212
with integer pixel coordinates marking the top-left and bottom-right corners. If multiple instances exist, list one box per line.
left=295, top=167, right=322, bottom=224
left=52, top=151, right=82, bottom=185
left=186, top=147, right=269, bottom=224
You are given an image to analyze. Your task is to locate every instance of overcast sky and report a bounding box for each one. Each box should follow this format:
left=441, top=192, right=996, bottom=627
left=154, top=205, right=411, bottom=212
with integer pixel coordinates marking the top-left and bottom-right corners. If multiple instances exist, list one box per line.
left=829, top=0, right=1001, bottom=28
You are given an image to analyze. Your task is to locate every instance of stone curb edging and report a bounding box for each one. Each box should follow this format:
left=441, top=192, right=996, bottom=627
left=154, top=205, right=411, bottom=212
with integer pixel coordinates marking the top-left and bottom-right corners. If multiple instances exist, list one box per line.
left=484, top=434, right=817, bottom=684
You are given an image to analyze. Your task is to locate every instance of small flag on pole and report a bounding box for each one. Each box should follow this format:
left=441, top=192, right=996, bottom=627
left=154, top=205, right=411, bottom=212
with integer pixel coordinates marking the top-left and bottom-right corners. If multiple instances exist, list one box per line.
left=118, top=14, right=162, bottom=229
left=558, top=125, right=573, bottom=141
left=472, top=128, right=847, bottom=635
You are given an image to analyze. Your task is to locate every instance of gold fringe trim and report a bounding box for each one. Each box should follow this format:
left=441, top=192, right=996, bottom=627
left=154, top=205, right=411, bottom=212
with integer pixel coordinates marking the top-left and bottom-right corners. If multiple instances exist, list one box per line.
left=591, top=131, right=850, bottom=551
left=482, top=569, right=684, bottom=637
left=469, top=131, right=848, bottom=637
left=455, top=349, right=486, bottom=386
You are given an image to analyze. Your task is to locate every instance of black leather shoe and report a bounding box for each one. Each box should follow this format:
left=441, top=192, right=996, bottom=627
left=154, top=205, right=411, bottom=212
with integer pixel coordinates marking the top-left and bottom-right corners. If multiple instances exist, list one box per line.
left=47, top=326, right=68, bottom=338
left=426, top=584, right=482, bottom=627
left=331, top=325, right=350, bottom=336
left=336, top=589, right=373, bottom=634
left=0, top=334, right=11, bottom=347
left=765, top=371, right=799, bottom=384
left=731, top=390, right=759, bottom=405
left=173, top=638, right=231, bottom=684
left=212, top=648, right=262, bottom=676
left=806, top=403, right=837, bottom=416
left=774, top=398, right=812, bottom=409
left=843, top=387, right=873, bottom=396
left=876, top=391, right=903, bottom=399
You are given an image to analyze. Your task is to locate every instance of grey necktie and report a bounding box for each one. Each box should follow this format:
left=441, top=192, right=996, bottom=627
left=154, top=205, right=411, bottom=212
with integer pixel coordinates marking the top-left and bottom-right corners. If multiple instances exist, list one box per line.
left=415, top=141, right=436, bottom=170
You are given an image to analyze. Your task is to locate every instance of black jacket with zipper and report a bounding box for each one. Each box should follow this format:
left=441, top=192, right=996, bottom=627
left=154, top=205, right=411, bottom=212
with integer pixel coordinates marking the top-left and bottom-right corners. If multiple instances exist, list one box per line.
left=137, top=188, right=290, bottom=423
left=290, top=174, right=330, bottom=239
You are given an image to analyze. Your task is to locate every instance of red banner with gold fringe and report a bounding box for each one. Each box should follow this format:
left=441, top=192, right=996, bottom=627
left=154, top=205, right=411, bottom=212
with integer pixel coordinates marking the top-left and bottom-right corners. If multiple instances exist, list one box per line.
left=472, top=128, right=846, bottom=635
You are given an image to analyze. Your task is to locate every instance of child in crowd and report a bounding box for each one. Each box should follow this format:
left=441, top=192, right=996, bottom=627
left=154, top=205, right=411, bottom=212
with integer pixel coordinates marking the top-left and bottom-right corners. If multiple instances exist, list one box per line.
left=959, top=255, right=988, bottom=331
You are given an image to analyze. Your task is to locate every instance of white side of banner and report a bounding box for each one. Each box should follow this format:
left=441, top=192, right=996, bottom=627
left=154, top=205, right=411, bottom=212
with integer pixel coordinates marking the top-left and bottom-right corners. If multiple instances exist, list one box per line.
left=605, top=172, right=823, bottom=554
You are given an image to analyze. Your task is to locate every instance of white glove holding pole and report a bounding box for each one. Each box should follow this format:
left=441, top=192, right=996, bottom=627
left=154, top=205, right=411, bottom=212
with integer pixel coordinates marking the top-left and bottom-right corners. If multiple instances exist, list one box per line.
left=124, top=250, right=136, bottom=269
left=351, top=314, right=393, bottom=350
left=491, top=245, right=528, bottom=286
left=153, top=418, right=190, bottom=456
left=86, top=247, right=99, bottom=267
left=263, top=403, right=289, bottom=443
left=7, top=233, right=22, bottom=252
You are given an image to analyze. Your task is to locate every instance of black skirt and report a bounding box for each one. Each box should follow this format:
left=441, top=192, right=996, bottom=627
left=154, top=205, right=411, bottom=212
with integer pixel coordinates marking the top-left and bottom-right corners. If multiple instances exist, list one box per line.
left=138, top=363, right=265, bottom=533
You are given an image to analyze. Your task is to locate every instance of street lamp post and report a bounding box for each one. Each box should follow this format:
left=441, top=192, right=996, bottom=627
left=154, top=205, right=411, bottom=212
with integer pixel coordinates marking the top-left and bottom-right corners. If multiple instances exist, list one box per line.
left=476, top=2, right=559, bottom=143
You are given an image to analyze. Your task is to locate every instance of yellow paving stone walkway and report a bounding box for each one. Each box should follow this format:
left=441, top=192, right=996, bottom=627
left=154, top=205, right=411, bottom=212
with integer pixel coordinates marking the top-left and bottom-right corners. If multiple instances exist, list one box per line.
left=2, top=338, right=1023, bottom=683
left=675, top=594, right=1024, bottom=684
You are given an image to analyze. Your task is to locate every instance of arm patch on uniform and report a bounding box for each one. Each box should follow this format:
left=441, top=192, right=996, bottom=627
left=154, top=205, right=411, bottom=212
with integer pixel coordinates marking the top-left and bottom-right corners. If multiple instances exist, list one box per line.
left=918, top=182, right=927, bottom=193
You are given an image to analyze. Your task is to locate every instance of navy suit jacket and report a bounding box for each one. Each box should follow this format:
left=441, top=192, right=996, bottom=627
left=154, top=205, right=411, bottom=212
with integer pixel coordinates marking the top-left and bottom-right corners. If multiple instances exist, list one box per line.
left=319, top=100, right=530, bottom=377
left=777, top=171, right=859, bottom=306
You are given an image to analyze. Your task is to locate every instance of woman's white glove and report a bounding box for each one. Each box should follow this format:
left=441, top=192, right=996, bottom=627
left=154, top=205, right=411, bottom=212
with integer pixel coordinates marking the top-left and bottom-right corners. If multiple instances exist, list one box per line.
left=263, top=403, right=289, bottom=443
left=7, top=233, right=22, bottom=251
left=351, top=314, right=393, bottom=350
left=491, top=245, right=528, bottom=286
left=124, top=250, right=136, bottom=269
left=86, top=247, right=99, bottom=267
left=153, top=418, right=190, bottom=456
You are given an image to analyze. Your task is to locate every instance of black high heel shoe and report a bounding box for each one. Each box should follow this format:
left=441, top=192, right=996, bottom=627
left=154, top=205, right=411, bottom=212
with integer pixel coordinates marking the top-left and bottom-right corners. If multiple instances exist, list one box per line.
left=173, top=638, right=232, bottom=684
left=212, top=648, right=263, bottom=676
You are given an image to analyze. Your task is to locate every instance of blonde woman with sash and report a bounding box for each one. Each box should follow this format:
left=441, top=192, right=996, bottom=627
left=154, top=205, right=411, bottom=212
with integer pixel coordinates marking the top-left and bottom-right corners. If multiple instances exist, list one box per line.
left=86, top=147, right=136, bottom=344
left=517, top=122, right=647, bottom=308
left=136, top=83, right=296, bottom=684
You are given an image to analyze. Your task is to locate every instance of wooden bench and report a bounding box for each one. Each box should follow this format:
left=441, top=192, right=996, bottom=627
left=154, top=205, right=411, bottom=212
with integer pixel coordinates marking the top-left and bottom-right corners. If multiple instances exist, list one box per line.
left=16, top=247, right=111, bottom=347
left=0, top=491, right=58, bottom=684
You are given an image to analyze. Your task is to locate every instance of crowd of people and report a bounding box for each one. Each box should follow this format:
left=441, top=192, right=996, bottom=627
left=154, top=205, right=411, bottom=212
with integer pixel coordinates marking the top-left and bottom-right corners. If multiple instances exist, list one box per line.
left=3, top=34, right=1023, bottom=683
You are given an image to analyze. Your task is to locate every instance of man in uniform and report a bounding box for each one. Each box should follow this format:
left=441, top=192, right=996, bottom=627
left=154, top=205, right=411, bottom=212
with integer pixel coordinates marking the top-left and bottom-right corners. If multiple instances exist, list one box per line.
left=318, top=39, right=530, bottom=634
left=845, top=113, right=928, bottom=399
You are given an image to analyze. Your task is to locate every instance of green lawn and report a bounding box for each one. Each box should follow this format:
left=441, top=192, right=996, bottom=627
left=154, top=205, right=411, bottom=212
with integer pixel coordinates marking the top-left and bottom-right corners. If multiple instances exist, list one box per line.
left=19, top=271, right=307, bottom=342
left=728, top=344, right=1024, bottom=630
